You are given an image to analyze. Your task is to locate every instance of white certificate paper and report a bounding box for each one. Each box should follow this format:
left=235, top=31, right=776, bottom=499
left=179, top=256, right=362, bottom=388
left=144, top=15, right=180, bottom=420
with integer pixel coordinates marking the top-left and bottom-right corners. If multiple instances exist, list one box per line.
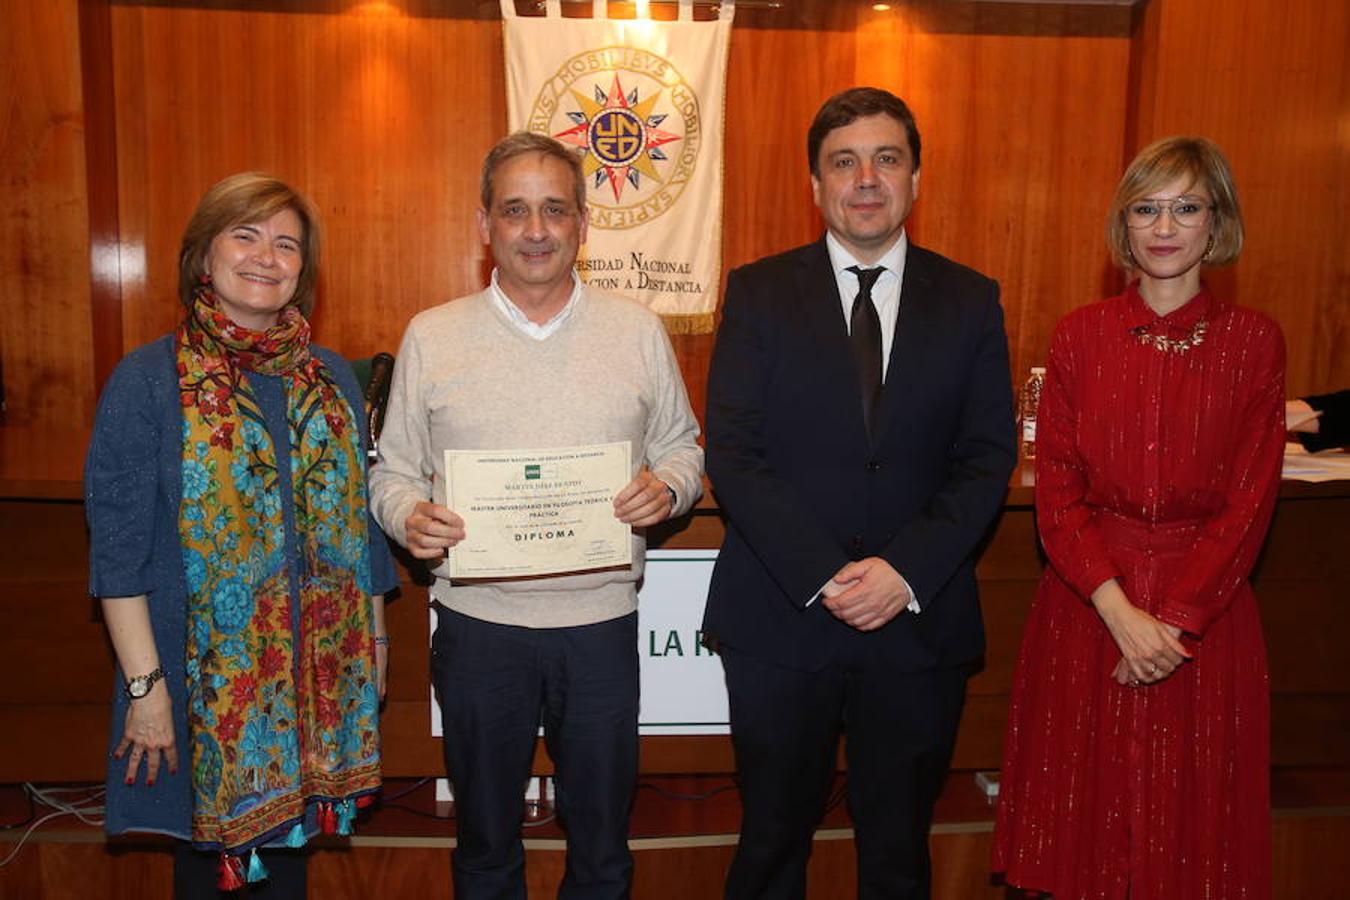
left=443, top=442, right=633, bottom=579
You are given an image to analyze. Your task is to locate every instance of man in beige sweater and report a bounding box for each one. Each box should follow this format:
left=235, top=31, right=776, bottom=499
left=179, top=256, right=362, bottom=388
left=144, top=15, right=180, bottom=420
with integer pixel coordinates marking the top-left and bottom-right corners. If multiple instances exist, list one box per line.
left=369, top=132, right=703, bottom=900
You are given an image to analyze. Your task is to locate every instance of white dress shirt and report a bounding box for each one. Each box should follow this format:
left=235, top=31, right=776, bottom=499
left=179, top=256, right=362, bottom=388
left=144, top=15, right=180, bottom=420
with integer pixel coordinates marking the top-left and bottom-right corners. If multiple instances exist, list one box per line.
left=486, top=268, right=582, bottom=340
left=826, top=229, right=908, bottom=381
left=808, top=229, right=920, bottom=614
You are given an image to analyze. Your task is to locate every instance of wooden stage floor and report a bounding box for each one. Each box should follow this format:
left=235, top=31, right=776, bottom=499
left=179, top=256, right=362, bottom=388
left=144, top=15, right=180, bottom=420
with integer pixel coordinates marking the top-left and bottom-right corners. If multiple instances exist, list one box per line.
left=2, top=770, right=1348, bottom=898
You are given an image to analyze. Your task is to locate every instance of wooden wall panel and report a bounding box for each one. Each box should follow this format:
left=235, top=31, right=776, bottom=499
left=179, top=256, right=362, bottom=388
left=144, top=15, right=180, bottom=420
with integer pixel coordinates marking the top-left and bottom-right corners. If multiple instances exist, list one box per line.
left=1129, top=0, right=1349, bottom=397
left=101, top=1, right=1141, bottom=430
left=0, top=842, right=175, bottom=900
left=682, top=5, right=861, bottom=429
left=80, top=0, right=127, bottom=392
left=2, top=0, right=1343, bottom=431
left=856, top=2, right=1133, bottom=380
left=110, top=3, right=506, bottom=361
left=0, top=0, right=97, bottom=426
left=6, top=487, right=1344, bottom=781
left=706, top=1, right=1138, bottom=416
left=720, top=7, right=855, bottom=273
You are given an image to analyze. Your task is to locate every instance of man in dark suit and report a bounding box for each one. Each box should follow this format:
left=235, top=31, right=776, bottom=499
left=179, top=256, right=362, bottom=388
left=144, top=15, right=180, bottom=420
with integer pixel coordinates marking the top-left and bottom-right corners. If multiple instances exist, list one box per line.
left=703, top=87, right=1017, bottom=899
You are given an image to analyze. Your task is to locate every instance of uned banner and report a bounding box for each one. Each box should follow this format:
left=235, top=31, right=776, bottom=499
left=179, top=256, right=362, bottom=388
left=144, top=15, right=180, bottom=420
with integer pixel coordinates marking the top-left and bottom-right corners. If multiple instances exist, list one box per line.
left=500, top=0, right=735, bottom=334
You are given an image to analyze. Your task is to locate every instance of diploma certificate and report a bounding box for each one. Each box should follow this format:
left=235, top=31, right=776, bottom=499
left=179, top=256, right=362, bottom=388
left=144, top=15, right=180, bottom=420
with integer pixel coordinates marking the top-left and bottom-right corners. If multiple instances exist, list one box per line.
left=443, top=442, right=633, bottom=579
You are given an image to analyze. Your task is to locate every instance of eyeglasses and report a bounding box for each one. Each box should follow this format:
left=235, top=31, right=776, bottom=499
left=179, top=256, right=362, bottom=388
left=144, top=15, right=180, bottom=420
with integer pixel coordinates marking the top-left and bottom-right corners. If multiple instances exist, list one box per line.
left=1125, top=197, right=1213, bottom=229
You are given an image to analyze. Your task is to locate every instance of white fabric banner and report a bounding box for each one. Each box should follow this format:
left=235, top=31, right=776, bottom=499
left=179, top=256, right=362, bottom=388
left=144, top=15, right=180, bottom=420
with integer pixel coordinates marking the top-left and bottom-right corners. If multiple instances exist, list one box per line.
left=500, top=0, right=734, bottom=334
left=430, top=549, right=728, bottom=737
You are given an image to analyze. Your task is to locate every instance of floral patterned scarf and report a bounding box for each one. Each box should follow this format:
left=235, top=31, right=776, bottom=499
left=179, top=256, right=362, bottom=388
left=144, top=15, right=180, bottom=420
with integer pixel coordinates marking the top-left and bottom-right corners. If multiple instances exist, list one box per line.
left=176, top=284, right=380, bottom=854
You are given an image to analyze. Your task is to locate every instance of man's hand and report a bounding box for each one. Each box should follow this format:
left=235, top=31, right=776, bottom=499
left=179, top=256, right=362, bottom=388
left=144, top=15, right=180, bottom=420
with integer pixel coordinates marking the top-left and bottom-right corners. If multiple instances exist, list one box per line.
left=404, top=501, right=465, bottom=559
left=614, top=468, right=673, bottom=527
left=820, top=557, right=911, bottom=632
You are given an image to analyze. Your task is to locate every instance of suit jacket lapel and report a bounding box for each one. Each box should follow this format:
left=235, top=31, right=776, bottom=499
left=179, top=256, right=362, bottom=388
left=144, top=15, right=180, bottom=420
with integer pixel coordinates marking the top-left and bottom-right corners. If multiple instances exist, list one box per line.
left=799, top=238, right=844, bottom=339
left=799, top=239, right=872, bottom=437
left=873, top=244, right=938, bottom=441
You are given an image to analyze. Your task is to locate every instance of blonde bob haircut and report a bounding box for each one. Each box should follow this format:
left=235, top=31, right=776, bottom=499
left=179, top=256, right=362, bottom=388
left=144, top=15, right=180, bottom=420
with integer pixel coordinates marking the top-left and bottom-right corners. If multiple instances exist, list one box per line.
left=178, top=172, right=321, bottom=318
left=1106, top=136, right=1243, bottom=270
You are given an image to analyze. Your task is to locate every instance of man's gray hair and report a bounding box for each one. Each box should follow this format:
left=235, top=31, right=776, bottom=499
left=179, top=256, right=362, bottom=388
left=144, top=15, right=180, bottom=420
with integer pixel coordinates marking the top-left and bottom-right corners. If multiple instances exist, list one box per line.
left=480, top=132, right=588, bottom=212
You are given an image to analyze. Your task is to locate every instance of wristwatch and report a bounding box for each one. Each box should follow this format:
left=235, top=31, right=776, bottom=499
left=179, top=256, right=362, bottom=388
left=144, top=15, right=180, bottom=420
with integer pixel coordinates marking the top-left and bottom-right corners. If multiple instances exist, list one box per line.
left=124, top=667, right=164, bottom=700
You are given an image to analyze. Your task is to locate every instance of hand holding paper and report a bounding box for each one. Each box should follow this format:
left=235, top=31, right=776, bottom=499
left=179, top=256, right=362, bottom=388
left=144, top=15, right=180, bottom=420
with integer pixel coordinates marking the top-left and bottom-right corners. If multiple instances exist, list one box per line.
left=614, top=467, right=673, bottom=527
left=405, top=501, right=465, bottom=559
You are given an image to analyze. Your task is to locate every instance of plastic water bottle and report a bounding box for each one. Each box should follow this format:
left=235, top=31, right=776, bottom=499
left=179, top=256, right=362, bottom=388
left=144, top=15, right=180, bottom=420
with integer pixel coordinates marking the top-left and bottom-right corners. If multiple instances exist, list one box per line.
left=1018, top=367, right=1046, bottom=460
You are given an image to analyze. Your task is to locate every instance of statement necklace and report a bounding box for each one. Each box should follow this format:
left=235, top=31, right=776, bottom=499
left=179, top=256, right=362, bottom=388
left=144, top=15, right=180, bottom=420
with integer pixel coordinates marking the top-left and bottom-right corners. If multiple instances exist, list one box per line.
left=1129, top=318, right=1208, bottom=354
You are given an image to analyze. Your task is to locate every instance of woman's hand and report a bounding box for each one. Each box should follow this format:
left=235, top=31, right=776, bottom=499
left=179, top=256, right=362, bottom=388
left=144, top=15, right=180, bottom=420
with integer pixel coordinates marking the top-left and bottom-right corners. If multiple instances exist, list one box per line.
left=1091, top=579, right=1191, bottom=685
left=115, top=681, right=178, bottom=786
left=102, top=595, right=176, bottom=784
left=1285, top=399, right=1322, bottom=434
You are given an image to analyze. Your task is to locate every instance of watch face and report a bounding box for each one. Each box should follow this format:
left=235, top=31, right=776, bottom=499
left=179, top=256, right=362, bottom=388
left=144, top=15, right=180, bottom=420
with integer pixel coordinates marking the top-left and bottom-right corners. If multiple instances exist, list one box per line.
left=126, top=667, right=161, bottom=699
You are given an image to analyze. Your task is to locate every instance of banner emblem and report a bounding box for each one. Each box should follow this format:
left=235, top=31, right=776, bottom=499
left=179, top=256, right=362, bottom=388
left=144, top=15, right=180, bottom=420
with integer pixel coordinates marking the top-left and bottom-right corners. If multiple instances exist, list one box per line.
left=534, top=49, right=699, bottom=230
left=502, top=0, right=734, bottom=334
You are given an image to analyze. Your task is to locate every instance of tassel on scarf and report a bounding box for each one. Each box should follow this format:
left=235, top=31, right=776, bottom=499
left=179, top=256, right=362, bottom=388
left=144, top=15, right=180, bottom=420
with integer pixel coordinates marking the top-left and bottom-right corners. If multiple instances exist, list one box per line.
left=285, top=822, right=307, bottom=849
left=336, top=799, right=355, bottom=836
left=216, top=853, right=246, bottom=892
left=246, top=848, right=269, bottom=883
left=319, top=801, right=337, bottom=835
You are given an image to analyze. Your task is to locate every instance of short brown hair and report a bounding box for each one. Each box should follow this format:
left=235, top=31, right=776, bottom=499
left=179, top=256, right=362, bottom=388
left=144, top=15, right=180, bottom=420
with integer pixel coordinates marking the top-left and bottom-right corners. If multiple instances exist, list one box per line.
left=481, top=132, right=587, bottom=212
left=1106, top=137, right=1243, bottom=269
left=178, top=172, right=321, bottom=317
left=807, top=87, right=921, bottom=177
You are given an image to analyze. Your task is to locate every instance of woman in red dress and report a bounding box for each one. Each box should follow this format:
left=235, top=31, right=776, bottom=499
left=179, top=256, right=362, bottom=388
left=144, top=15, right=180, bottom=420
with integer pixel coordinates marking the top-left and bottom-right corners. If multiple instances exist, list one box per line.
left=992, top=137, right=1285, bottom=898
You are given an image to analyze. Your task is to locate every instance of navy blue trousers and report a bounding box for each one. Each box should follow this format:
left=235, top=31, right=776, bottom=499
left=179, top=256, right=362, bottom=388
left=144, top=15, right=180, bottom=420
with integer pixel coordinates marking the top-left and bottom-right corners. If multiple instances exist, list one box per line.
left=431, top=606, right=640, bottom=900
left=722, top=647, right=968, bottom=900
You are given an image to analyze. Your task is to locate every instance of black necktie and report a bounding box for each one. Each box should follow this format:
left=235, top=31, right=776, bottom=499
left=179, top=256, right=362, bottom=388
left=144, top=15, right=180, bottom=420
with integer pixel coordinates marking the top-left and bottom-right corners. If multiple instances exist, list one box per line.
left=847, top=265, right=884, bottom=432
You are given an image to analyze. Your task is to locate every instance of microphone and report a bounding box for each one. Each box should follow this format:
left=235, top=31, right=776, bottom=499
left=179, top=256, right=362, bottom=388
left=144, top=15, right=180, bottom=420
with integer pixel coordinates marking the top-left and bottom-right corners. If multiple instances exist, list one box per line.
left=364, top=352, right=395, bottom=463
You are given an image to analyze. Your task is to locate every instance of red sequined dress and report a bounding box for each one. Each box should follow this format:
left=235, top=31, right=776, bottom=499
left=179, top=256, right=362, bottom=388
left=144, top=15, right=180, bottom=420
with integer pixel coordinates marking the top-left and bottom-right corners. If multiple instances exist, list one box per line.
left=992, top=283, right=1285, bottom=899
